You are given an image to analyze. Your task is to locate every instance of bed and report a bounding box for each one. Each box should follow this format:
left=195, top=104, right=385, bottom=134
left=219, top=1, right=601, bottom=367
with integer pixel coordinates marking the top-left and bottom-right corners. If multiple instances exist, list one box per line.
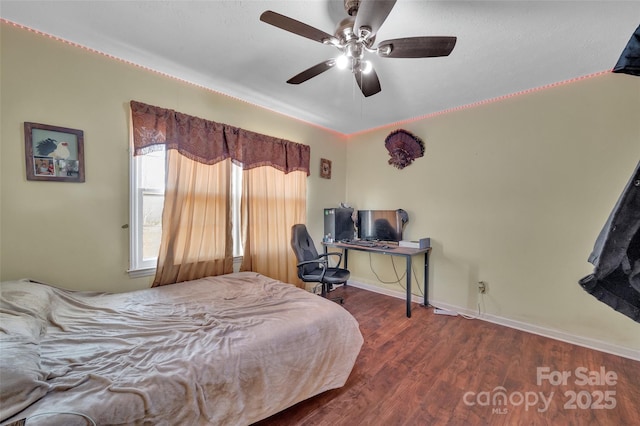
left=0, top=272, right=363, bottom=425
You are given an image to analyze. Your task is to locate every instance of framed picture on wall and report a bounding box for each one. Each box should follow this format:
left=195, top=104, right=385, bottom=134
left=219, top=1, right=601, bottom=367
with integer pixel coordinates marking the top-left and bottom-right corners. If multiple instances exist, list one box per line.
left=24, top=122, right=85, bottom=182
left=320, top=158, right=332, bottom=179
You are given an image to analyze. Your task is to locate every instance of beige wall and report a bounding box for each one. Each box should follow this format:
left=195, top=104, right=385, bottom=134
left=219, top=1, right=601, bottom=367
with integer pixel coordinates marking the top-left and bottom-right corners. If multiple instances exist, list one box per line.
left=345, top=73, right=640, bottom=352
left=2, top=22, right=639, bottom=353
left=0, top=23, right=347, bottom=292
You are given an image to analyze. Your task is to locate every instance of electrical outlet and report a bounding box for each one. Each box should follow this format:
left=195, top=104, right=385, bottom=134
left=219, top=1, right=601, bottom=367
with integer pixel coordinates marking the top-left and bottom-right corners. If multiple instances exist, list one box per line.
left=478, top=281, right=487, bottom=294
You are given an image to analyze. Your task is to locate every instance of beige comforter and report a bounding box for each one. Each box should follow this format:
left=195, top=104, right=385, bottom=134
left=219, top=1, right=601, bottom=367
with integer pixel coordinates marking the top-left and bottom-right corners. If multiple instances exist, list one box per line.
left=0, top=272, right=363, bottom=425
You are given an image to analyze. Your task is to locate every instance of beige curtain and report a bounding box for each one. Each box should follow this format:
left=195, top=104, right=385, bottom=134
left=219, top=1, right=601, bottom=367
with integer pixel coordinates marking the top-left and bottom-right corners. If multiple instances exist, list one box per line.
left=153, top=152, right=233, bottom=286
left=130, top=100, right=310, bottom=287
left=240, top=167, right=307, bottom=286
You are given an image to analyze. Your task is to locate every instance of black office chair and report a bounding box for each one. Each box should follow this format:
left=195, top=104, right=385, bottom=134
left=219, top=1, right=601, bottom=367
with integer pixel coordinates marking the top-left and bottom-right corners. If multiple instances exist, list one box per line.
left=290, top=224, right=350, bottom=304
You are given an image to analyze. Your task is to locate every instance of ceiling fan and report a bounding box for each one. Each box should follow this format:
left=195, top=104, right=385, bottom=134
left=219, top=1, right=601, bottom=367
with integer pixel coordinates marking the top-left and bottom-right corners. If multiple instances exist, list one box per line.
left=260, top=0, right=457, bottom=97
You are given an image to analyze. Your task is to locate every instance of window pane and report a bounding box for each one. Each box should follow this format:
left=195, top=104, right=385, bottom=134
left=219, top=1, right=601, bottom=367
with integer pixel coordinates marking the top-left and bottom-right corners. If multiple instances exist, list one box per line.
left=142, top=192, right=163, bottom=260
left=131, top=145, right=245, bottom=273
left=142, top=147, right=166, bottom=189
left=231, top=164, right=243, bottom=257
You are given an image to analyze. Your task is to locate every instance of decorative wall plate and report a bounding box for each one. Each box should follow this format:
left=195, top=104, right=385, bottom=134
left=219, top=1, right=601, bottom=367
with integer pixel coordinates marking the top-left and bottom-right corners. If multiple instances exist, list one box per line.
left=320, top=158, right=332, bottom=179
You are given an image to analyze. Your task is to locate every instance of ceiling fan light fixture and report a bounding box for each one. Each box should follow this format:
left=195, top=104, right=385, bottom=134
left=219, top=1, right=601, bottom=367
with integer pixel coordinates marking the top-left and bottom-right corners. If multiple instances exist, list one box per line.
left=345, top=41, right=363, bottom=59
left=336, top=55, right=350, bottom=70
left=360, top=60, right=373, bottom=74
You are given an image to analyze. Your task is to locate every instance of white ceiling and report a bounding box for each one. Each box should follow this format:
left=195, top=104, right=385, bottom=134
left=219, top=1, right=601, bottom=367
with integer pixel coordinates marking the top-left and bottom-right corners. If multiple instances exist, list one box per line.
left=2, top=1, right=639, bottom=135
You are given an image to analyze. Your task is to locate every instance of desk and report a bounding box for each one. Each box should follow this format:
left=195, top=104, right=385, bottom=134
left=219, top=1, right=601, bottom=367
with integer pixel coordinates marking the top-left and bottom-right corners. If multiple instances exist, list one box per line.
left=323, top=241, right=431, bottom=318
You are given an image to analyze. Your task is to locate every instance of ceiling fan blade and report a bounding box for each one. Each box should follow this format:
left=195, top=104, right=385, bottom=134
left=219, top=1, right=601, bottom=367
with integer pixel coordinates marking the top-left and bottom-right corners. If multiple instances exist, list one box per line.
left=287, top=60, right=336, bottom=84
left=353, top=0, right=397, bottom=38
left=377, top=36, right=457, bottom=58
left=260, top=10, right=337, bottom=45
left=354, top=67, right=382, bottom=97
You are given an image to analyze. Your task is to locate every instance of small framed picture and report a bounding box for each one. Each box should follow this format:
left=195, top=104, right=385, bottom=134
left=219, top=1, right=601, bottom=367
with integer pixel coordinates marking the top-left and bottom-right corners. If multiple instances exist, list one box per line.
left=24, top=122, right=85, bottom=182
left=320, top=158, right=332, bottom=179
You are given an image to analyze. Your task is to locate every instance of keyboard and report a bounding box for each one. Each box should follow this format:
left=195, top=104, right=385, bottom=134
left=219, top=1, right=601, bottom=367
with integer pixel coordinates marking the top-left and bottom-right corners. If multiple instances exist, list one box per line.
left=341, top=240, right=397, bottom=249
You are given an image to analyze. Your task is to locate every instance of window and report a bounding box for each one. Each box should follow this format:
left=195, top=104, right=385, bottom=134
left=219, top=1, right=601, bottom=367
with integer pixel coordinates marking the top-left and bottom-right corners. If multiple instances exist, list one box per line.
left=129, top=148, right=243, bottom=277
left=129, top=146, right=165, bottom=276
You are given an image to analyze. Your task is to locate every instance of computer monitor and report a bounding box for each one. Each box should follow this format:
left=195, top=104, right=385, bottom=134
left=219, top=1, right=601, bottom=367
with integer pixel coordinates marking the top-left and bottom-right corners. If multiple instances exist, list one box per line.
left=324, top=207, right=355, bottom=241
left=357, top=209, right=406, bottom=242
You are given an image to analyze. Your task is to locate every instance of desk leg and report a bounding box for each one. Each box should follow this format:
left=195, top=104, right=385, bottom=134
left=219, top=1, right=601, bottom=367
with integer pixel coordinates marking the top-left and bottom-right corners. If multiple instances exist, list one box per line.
left=423, top=251, right=429, bottom=307
left=343, top=249, right=349, bottom=287
left=406, top=256, right=412, bottom=318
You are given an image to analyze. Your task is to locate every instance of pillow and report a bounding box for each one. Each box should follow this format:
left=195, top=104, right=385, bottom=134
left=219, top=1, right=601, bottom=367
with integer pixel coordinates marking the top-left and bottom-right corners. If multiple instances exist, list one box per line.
left=0, top=311, right=44, bottom=340
left=0, top=336, right=49, bottom=422
left=0, top=280, right=54, bottom=329
left=0, top=281, right=52, bottom=420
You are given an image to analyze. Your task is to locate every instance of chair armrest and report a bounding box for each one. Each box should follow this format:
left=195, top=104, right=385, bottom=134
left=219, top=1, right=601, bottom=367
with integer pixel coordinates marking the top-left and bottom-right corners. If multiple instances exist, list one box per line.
left=297, top=252, right=342, bottom=267
left=296, top=258, right=329, bottom=282
left=296, top=258, right=328, bottom=268
left=321, top=251, right=343, bottom=264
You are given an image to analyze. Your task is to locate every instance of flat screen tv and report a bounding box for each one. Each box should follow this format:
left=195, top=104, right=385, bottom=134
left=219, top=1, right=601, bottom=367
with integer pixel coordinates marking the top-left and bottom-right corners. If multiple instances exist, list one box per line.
left=357, top=209, right=406, bottom=242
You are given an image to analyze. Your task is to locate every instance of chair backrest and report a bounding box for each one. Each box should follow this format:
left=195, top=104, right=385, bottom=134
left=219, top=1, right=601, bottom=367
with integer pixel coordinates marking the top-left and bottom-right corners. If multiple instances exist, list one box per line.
left=291, top=224, right=320, bottom=275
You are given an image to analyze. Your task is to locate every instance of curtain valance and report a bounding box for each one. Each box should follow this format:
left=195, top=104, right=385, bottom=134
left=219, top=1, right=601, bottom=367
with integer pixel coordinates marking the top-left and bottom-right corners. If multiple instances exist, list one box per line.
left=130, top=100, right=310, bottom=175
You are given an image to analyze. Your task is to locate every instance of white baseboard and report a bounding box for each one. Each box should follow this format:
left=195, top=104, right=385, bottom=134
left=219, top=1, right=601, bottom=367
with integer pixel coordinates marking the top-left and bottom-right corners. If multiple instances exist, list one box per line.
left=346, top=280, right=640, bottom=362
left=346, top=280, right=426, bottom=305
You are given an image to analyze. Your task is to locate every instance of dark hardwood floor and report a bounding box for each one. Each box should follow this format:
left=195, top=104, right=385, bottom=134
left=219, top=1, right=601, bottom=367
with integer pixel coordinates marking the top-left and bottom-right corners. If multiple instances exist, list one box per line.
left=254, top=285, right=640, bottom=426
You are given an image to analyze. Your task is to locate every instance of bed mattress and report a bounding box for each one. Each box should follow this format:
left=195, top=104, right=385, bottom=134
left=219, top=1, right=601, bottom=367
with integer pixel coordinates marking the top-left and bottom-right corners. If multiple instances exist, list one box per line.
left=0, top=272, right=363, bottom=425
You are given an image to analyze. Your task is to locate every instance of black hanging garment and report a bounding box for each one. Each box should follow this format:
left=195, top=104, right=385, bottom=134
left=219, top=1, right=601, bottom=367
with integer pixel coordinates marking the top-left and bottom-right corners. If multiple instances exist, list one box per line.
left=580, top=24, right=640, bottom=322
left=579, top=161, right=640, bottom=322
left=613, top=24, right=640, bottom=76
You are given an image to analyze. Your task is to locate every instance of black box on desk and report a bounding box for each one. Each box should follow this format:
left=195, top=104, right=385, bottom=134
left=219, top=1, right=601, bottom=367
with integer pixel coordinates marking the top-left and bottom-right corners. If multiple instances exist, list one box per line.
left=324, top=208, right=354, bottom=241
left=399, top=238, right=431, bottom=249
